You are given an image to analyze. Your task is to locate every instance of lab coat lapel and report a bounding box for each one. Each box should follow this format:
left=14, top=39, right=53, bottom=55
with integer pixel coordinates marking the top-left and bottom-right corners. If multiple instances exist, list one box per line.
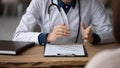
left=49, top=0, right=69, bottom=31
left=60, top=8, right=70, bottom=29
left=48, top=7, right=64, bottom=32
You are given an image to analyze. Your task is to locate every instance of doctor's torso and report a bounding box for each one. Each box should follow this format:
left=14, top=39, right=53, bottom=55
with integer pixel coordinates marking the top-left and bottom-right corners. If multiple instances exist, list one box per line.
left=13, top=0, right=113, bottom=44
left=28, top=0, right=92, bottom=44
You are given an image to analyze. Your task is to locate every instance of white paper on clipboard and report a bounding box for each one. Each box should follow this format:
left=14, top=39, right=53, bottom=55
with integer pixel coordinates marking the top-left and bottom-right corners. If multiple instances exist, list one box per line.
left=44, top=44, right=86, bottom=57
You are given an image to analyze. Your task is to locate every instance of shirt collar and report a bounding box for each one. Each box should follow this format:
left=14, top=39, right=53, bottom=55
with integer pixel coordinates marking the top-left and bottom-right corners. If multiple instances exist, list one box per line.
left=57, top=0, right=76, bottom=9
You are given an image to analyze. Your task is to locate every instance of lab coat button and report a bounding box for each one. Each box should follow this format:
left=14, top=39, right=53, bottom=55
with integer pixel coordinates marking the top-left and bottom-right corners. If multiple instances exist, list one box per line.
left=66, top=6, right=68, bottom=8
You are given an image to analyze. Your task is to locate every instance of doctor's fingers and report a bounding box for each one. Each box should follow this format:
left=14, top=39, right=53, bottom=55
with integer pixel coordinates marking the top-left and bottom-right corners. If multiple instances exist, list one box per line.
left=81, top=22, right=92, bottom=31
left=82, top=29, right=92, bottom=38
left=55, top=29, right=70, bottom=35
left=55, top=24, right=69, bottom=30
left=56, top=29, right=70, bottom=34
left=86, top=25, right=92, bottom=31
left=55, top=29, right=70, bottom=37
left=82, top=30, right=91, bottom=39
left=82, top=25, right=92, bottom=35
left=86, top=26, right=92, bottom=36
left=82, top=32, right=92, bottom=41
left=81, top=22, right=86, bottom=30
left=56, top=34, right=69, bottom=38
left=56, top=31, right=70, bottom=36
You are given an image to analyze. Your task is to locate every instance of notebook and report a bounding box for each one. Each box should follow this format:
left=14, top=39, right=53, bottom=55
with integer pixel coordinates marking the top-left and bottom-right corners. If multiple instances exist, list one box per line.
left=44, top=44, right=87, bottom=57
left=0, top=40, right=35, bottom=55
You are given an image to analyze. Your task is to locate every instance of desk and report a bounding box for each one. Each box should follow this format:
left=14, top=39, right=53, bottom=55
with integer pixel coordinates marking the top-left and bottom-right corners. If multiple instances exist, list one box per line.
left=0, top=42, right=119, bottom=68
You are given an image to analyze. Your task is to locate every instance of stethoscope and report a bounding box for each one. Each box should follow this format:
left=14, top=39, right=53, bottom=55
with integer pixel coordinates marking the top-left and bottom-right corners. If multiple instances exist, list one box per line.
left=48, top=0, right=81, bottom=43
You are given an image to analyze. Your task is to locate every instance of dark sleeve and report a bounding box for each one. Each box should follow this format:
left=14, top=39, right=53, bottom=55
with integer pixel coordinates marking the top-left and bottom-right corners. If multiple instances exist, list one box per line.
left=38, top=33, right=49, bottom=46
left=91, top=33, right=101, bottom=45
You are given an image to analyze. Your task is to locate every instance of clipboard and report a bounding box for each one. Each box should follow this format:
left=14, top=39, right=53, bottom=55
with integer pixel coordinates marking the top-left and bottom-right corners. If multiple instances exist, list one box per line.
left=44, top=44, right=88, bottom=57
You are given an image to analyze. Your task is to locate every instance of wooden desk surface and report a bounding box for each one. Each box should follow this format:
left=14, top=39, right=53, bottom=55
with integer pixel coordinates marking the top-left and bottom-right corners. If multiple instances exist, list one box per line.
left=0, top=42, right=119, bottom=67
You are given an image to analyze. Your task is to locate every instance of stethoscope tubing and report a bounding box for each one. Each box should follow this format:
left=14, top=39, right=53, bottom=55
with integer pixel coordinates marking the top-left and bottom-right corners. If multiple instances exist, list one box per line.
left=48, top=0, right=81, bottom=43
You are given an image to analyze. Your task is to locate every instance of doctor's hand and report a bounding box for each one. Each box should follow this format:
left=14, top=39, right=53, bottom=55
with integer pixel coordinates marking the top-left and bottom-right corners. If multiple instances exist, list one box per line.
left=47, top=24, right=70, bottom=42
left=81, top=22, right=93, bottom=43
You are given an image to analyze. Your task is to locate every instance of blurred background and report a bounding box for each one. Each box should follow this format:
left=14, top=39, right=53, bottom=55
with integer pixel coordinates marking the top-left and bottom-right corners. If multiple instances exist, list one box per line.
left=0, top=0, right=111, bottom=41
left=0, top=0, right=31, bottom=40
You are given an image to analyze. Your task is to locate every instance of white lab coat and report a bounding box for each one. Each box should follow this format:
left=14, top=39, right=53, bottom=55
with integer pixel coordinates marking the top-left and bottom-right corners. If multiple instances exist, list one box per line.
left=13, top=0, right=114, bottom=44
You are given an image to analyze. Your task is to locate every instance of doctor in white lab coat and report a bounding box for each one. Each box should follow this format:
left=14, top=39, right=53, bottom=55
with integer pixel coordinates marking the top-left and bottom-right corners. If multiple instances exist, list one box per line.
left=13, top=0, right=114, bottom=45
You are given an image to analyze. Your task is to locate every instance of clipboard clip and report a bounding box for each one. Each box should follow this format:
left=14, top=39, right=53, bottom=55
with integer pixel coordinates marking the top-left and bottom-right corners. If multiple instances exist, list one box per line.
left=57, top=53, right=76, bottom=56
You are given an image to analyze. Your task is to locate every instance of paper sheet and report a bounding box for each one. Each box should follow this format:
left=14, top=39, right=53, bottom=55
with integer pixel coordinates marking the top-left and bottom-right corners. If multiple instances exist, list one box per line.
left=44, top=44, right=85, bottom=56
